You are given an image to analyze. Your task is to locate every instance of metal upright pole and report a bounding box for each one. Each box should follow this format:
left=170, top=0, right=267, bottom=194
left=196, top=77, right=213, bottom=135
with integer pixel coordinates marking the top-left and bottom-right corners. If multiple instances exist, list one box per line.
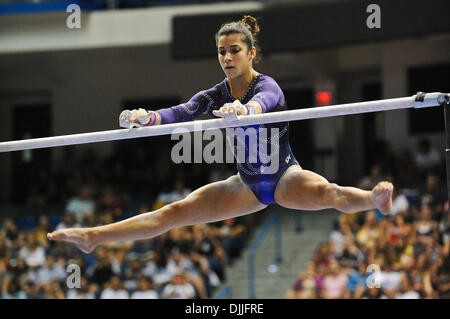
left=441, top=94, right=450, bottom=203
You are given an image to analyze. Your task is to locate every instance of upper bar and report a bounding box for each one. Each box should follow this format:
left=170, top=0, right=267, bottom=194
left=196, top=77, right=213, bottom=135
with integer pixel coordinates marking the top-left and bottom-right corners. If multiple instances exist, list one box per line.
left=0, top=92, right=446, bottom=153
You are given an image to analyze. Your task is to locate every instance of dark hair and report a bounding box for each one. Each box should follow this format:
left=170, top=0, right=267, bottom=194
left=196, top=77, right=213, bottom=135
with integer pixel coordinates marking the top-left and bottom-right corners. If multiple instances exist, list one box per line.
left=215, top=15, right=261, bottom=64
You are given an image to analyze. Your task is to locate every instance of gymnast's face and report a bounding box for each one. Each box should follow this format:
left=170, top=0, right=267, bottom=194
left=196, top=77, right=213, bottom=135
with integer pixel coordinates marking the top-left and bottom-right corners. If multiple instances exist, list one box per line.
left=217, top=33, right=256, bottom=80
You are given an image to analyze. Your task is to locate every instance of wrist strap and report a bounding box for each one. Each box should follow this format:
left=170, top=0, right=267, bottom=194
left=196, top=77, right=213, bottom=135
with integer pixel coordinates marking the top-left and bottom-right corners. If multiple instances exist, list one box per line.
left=245, top=103, right=256, bottom=115
left=148, top=112, right=157, bottom=126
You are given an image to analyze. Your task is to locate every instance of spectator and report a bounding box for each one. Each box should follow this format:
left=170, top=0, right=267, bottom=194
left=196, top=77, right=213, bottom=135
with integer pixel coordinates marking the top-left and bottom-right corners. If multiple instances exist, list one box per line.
left=414, top=204, right=439, bottom=242
left=321, top=259, right=348, bottom=299
left=378, top=258, right=401, bottom=298
left=1, top=278, right=27, bottom=299
left=56, top=214, right=81, bottom=231
left=161, top=271, right=197, bottom=299
left=65, top=185, right=95, bottom=224
left=358, top=165, right=383, bottom=190
left=329, top=219, right=354, bottom=257
left=109, top=247, right=128, bottom=279
left=19, top=235, right=46, bottom=268
left=193, top=224, right=227, bottom=282
left=33, top=216, right=51, bottom=248
left=89, top=247, right=114, bottom=288
left=66, top=278, right=97, bottom=299
left=286, top=261, right=322, bottom=299
left=100, top=276, right=129, bottom=299
left=1, top=218, right=19, bottom=244
left=123, top=259, right=143, bottom=291
left=417, top=174, right=446, bottom=222
left=142, top=251, right=174, bottom=286
left=414, top=138, right=441, bottom=172
left=390, top=187, right=410, bottom=218
left=313, top=243, right=331, bottom=270
left=42, top=280, right=65, bottom=299
left=356, top=211, right=380, bottom=250
left=130, top=276, right=158, bottom=299
left=95, top=186, right=123, bottom=221
left=349, top=262, right=369, bottom=299
left=396, top=271, right=420, bottom=299
left=213, top=218, right=246, bottom=261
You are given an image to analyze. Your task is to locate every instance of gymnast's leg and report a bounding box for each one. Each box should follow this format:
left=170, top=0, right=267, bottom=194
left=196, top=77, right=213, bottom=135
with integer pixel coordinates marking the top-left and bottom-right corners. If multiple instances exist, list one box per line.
left=47, top=174, right=267, bottom=253
left=274, top=165, right=393, bottom=214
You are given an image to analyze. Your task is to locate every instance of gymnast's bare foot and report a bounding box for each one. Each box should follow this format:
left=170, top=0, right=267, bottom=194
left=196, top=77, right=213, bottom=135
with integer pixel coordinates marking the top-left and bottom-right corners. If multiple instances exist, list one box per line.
left=371, top=181, right=393, bottom=215
left=47, top=228, right=98, bottom=254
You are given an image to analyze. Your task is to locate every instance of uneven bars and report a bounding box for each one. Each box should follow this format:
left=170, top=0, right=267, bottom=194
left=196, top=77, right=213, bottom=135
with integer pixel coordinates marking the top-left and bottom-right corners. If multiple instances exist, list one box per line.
left=0, top=92, right=448, bottom=153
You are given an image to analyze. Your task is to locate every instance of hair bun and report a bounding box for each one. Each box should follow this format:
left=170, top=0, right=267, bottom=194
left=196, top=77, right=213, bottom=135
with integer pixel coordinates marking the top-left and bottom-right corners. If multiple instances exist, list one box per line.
left=241, top=15, right=260, bottom=36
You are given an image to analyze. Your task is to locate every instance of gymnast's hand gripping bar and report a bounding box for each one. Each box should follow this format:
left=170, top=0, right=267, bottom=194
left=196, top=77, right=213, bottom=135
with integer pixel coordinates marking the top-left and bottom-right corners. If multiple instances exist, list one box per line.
left=0, top=92, right=448, bottom=153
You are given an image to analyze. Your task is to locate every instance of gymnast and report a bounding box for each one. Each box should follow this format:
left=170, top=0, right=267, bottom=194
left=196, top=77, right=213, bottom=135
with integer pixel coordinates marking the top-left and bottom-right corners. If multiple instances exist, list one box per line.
left=47, top=15, right=393, bottom=253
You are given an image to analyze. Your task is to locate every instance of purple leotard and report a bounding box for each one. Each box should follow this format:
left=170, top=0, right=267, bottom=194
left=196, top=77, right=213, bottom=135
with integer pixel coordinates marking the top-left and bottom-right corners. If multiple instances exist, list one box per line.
left=155, top=74, right=298, bottom=205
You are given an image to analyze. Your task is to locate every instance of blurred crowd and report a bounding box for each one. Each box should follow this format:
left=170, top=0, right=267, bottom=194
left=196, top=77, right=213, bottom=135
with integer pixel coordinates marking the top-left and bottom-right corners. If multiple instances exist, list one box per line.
left=286, top=138, right=449, bottom=299
left=0, top=139, right=255, bottom=299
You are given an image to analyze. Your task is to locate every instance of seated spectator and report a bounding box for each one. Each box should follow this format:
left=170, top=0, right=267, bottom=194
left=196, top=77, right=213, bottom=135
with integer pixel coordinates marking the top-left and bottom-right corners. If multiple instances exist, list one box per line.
left=410, top=254, right=431, bottom=296
left=361, top=286, right=385, bottom=299
left=95, top=186, right=123, bottom=221
left=142, top=251, right=174, bottom=286
left=100, top=276, right=129, bottom=299
left=392, top=214, right=413, bottom=242
left=329, top=220, right=345, bottom=257
left=161, top=271, right=197, bottom=299
left=189, top=251, right=221, bottom=298
left=212, top=218, right=246, bottom=261
left=414, top=138, right=441, bottom=173
left=438, top=202, right=449, bottom=245
left=378, top=258, right=401, bottom=298
left=313, top=243, right=331, bottom=270
left=1, top=277, right=27, bottom=299
left=338, top=237, right=361, bottom=269
left=390, top=187, right=410, bottom=218
left=153, top=180, right=191, bottom=210
left=65, top=185, right=95, bottom=224
left=19, top=235, right=46, bottom=268
left=356, top=211, right=380, bottom=250
left=35, top=256, right=59, bottom=285
left=414, top=204, right=439, bottom=241
left=396, top=271, right=420, bottom=299
left=42, top=280, right=65, bottom=299
left=130, top=276, right=158, bottom=299
left=56, top=214, right=81, bottom=230
left=358, top=164, right=383, bottom=191
left=286, top=261, right=322, bottom=299
left=349, top=262, right=369, bottom=299
left=321, top=259, right=348, bottom=299
left=88, top=247, right=114, bottom=288
left=416, top=174, right=446, bottom=221
left=123, top=259, right=143, bottom=291
left=192, top=224, right=227, bottom=282
left=33, top=216, right=51, bottom=248
left=109, top=247, right=128, bottom=280
left=66, top=278, right=97, bottom=299
left=435, top=256, right=450, bottom=298
left=1, top=218, right=19, bottom=244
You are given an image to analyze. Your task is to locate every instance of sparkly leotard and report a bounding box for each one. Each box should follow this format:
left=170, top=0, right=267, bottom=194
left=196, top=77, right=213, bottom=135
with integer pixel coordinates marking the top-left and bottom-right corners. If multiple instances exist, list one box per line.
left=155, top=74, right=299, bottom=205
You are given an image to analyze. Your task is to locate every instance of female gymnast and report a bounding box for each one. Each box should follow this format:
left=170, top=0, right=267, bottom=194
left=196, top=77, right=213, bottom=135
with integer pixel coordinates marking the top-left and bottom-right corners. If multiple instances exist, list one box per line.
left=47, top=16, right=393, bottom=254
